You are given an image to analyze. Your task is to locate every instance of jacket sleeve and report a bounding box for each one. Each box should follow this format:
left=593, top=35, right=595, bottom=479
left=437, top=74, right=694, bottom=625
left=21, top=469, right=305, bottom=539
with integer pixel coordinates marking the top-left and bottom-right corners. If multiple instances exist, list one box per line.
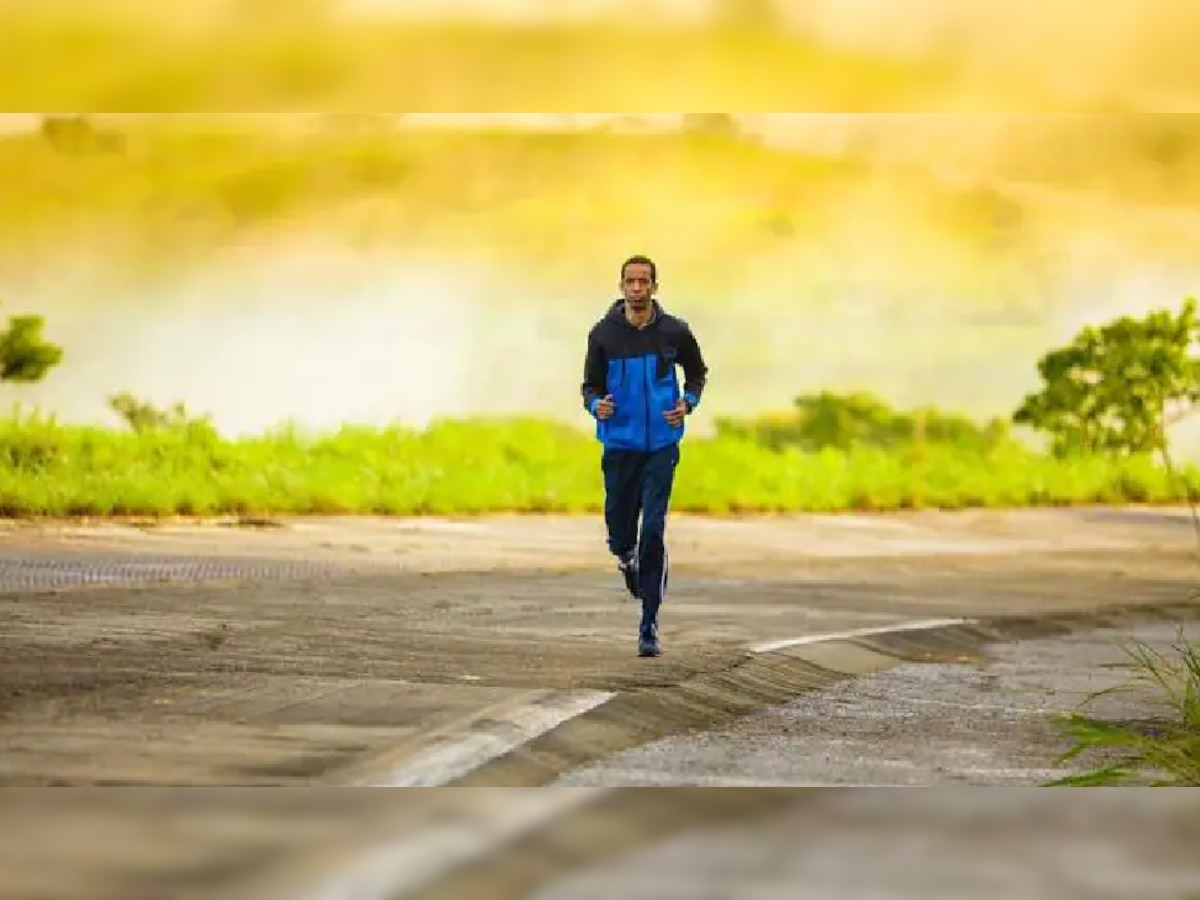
left=581, top=330, right=607, bottom=416
left=678, top=324, right=709, bottom=412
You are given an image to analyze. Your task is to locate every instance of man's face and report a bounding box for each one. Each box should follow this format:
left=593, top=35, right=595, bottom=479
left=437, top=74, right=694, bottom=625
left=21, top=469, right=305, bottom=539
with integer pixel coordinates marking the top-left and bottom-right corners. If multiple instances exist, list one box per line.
left=621, top=263, right=656, bottom=313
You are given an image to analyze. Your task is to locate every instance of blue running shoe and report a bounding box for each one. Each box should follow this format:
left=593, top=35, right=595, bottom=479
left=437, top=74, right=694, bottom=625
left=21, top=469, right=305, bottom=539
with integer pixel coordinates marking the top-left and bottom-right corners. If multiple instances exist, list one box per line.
left=638, top=626, right=662, bottom=658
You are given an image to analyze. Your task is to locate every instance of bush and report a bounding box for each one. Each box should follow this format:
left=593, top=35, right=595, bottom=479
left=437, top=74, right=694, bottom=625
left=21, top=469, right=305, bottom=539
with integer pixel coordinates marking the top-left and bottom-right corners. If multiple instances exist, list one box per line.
left=714, top=390, right=1011, bottom=454
left=108, top=392, right=216, bottom=439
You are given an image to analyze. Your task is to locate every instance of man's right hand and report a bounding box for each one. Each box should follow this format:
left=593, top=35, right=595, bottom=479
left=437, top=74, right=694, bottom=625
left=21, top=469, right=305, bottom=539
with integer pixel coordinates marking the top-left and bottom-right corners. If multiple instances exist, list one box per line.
left=594, top=395, right=616, bottom=420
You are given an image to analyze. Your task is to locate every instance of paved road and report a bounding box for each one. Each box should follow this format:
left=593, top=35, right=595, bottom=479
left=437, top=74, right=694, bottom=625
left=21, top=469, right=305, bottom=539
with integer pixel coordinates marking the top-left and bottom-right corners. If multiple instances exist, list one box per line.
left=1, top=508, right=1199, bottom=899
left=2, top=509, right=1196, bottom=788
left=524, top=791, right=1200, bottom=900
left=555, top=621, right=1200, bottom=786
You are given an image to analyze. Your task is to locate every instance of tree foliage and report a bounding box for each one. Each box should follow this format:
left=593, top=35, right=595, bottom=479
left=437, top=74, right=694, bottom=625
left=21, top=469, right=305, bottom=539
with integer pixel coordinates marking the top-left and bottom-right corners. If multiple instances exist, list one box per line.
left=1013, top=299, right=1200, bottom=457
left=715, top=390, right=1010, bottom=453
left=0, top=314, right=63, bottom=384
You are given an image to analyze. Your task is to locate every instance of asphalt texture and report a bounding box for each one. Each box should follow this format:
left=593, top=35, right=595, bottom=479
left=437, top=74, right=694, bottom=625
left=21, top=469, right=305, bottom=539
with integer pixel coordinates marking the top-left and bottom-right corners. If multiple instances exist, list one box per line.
left=554, top=621, right=1200, bottom=786
left=1, top=508, right=1199, bottom=900
left=526, top=790, right=1200, bottom=900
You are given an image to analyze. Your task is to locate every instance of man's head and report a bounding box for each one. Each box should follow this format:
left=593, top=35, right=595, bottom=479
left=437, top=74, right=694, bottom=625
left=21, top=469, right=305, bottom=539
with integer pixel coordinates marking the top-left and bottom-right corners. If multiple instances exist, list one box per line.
left=620, top=255, right=657, bottom=315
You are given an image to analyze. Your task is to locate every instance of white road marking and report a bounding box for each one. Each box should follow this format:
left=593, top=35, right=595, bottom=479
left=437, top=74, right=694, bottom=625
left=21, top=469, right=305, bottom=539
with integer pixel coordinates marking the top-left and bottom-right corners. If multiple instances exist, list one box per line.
left=301, top=616, right=983, bottom=899
left=357, top=690, right=615, bottom=788
left=358, top=618, right=976, bottom=792
left=751, top=618, right=974, bottom=654
left=292, top=789, right=610, bottom=900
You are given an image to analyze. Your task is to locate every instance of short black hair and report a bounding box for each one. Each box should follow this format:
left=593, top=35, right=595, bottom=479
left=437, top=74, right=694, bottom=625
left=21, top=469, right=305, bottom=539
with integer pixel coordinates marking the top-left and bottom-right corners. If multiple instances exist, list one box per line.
left=620, top=254, right=657, bottom=283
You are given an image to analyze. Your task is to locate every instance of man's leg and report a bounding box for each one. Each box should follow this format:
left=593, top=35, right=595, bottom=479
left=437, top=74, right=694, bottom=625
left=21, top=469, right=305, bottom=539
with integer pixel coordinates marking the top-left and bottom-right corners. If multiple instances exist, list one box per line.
left=636, top=442, right=680, bottom=655
left=601, top=449, right=645, bottom=599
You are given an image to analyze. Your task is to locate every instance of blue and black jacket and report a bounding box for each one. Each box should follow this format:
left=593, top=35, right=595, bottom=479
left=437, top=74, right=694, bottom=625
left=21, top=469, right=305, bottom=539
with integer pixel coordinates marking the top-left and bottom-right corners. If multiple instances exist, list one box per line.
left=581, top=300, right=709, bottom=452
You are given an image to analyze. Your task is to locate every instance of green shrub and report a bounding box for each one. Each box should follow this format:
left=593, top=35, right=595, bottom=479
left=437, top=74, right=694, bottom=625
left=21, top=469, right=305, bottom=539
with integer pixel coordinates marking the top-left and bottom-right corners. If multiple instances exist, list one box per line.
left=714, top=390, right=1010, bottom=453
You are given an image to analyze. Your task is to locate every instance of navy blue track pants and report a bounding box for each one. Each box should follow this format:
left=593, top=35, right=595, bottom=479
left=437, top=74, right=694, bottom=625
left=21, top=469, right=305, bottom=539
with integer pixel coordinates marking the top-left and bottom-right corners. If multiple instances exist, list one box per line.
left=601, top=442, right=680, bottom=638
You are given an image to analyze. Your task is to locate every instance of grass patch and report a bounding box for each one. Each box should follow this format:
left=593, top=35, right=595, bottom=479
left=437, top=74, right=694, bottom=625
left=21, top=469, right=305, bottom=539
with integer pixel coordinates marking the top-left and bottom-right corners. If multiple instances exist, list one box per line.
left=1048, top=629, right=1200, bottom=787
left=0, top=412, right=1197, bottom=519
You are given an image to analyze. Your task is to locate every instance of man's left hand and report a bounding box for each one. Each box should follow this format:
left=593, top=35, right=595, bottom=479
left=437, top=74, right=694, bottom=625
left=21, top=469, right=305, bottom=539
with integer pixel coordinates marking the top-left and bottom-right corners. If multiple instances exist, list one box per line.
left=663, top=399, right=688, bottom=427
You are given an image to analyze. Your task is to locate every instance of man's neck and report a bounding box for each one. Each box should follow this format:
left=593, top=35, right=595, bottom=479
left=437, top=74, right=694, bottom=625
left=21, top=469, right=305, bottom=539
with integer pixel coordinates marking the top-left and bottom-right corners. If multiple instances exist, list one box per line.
left=625, top=302, right=655, bottom=329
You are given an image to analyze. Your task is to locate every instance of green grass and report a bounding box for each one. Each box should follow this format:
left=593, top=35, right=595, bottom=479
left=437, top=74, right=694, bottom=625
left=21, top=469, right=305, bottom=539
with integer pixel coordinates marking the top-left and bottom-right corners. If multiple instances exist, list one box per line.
left=1048, top=630, right=1200, bottom=787
left=0, top=412, right=1197, bottom=519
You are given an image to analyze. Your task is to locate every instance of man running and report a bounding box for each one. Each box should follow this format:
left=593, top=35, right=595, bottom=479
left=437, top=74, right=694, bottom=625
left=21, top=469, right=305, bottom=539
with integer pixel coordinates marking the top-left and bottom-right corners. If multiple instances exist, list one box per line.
left=580, top=255, right=710, bottom=658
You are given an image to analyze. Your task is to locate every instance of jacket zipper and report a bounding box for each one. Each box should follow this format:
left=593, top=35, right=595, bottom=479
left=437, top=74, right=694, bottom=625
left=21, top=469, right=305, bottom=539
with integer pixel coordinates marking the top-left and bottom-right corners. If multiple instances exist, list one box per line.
left=643, top=355, right=651, bottom=452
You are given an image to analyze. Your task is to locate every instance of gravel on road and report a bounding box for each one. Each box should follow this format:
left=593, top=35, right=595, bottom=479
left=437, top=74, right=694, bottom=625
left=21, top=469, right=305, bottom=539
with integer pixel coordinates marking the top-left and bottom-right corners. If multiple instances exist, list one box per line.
left=556, top=622, right=1200, bottom=786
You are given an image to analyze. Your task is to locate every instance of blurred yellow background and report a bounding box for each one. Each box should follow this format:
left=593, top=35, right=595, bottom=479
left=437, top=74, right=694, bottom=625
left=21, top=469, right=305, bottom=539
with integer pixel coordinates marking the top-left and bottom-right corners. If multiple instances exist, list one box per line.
left=2, top=1, right=1199, bottom=444
left=4, top=0, right=1195, bottom=110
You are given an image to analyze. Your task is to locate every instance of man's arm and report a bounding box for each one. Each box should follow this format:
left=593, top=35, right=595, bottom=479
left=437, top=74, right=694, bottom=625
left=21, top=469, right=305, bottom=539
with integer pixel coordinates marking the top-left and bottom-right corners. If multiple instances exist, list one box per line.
left=581, top=330, right=608, bottom=416
left=678, top=324, right=709, bottom=413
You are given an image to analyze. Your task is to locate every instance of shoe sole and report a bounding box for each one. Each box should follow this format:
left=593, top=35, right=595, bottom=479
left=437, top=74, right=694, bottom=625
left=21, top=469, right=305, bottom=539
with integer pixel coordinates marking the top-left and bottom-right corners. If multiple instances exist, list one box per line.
left=619, top=562, right=639, bottom=600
